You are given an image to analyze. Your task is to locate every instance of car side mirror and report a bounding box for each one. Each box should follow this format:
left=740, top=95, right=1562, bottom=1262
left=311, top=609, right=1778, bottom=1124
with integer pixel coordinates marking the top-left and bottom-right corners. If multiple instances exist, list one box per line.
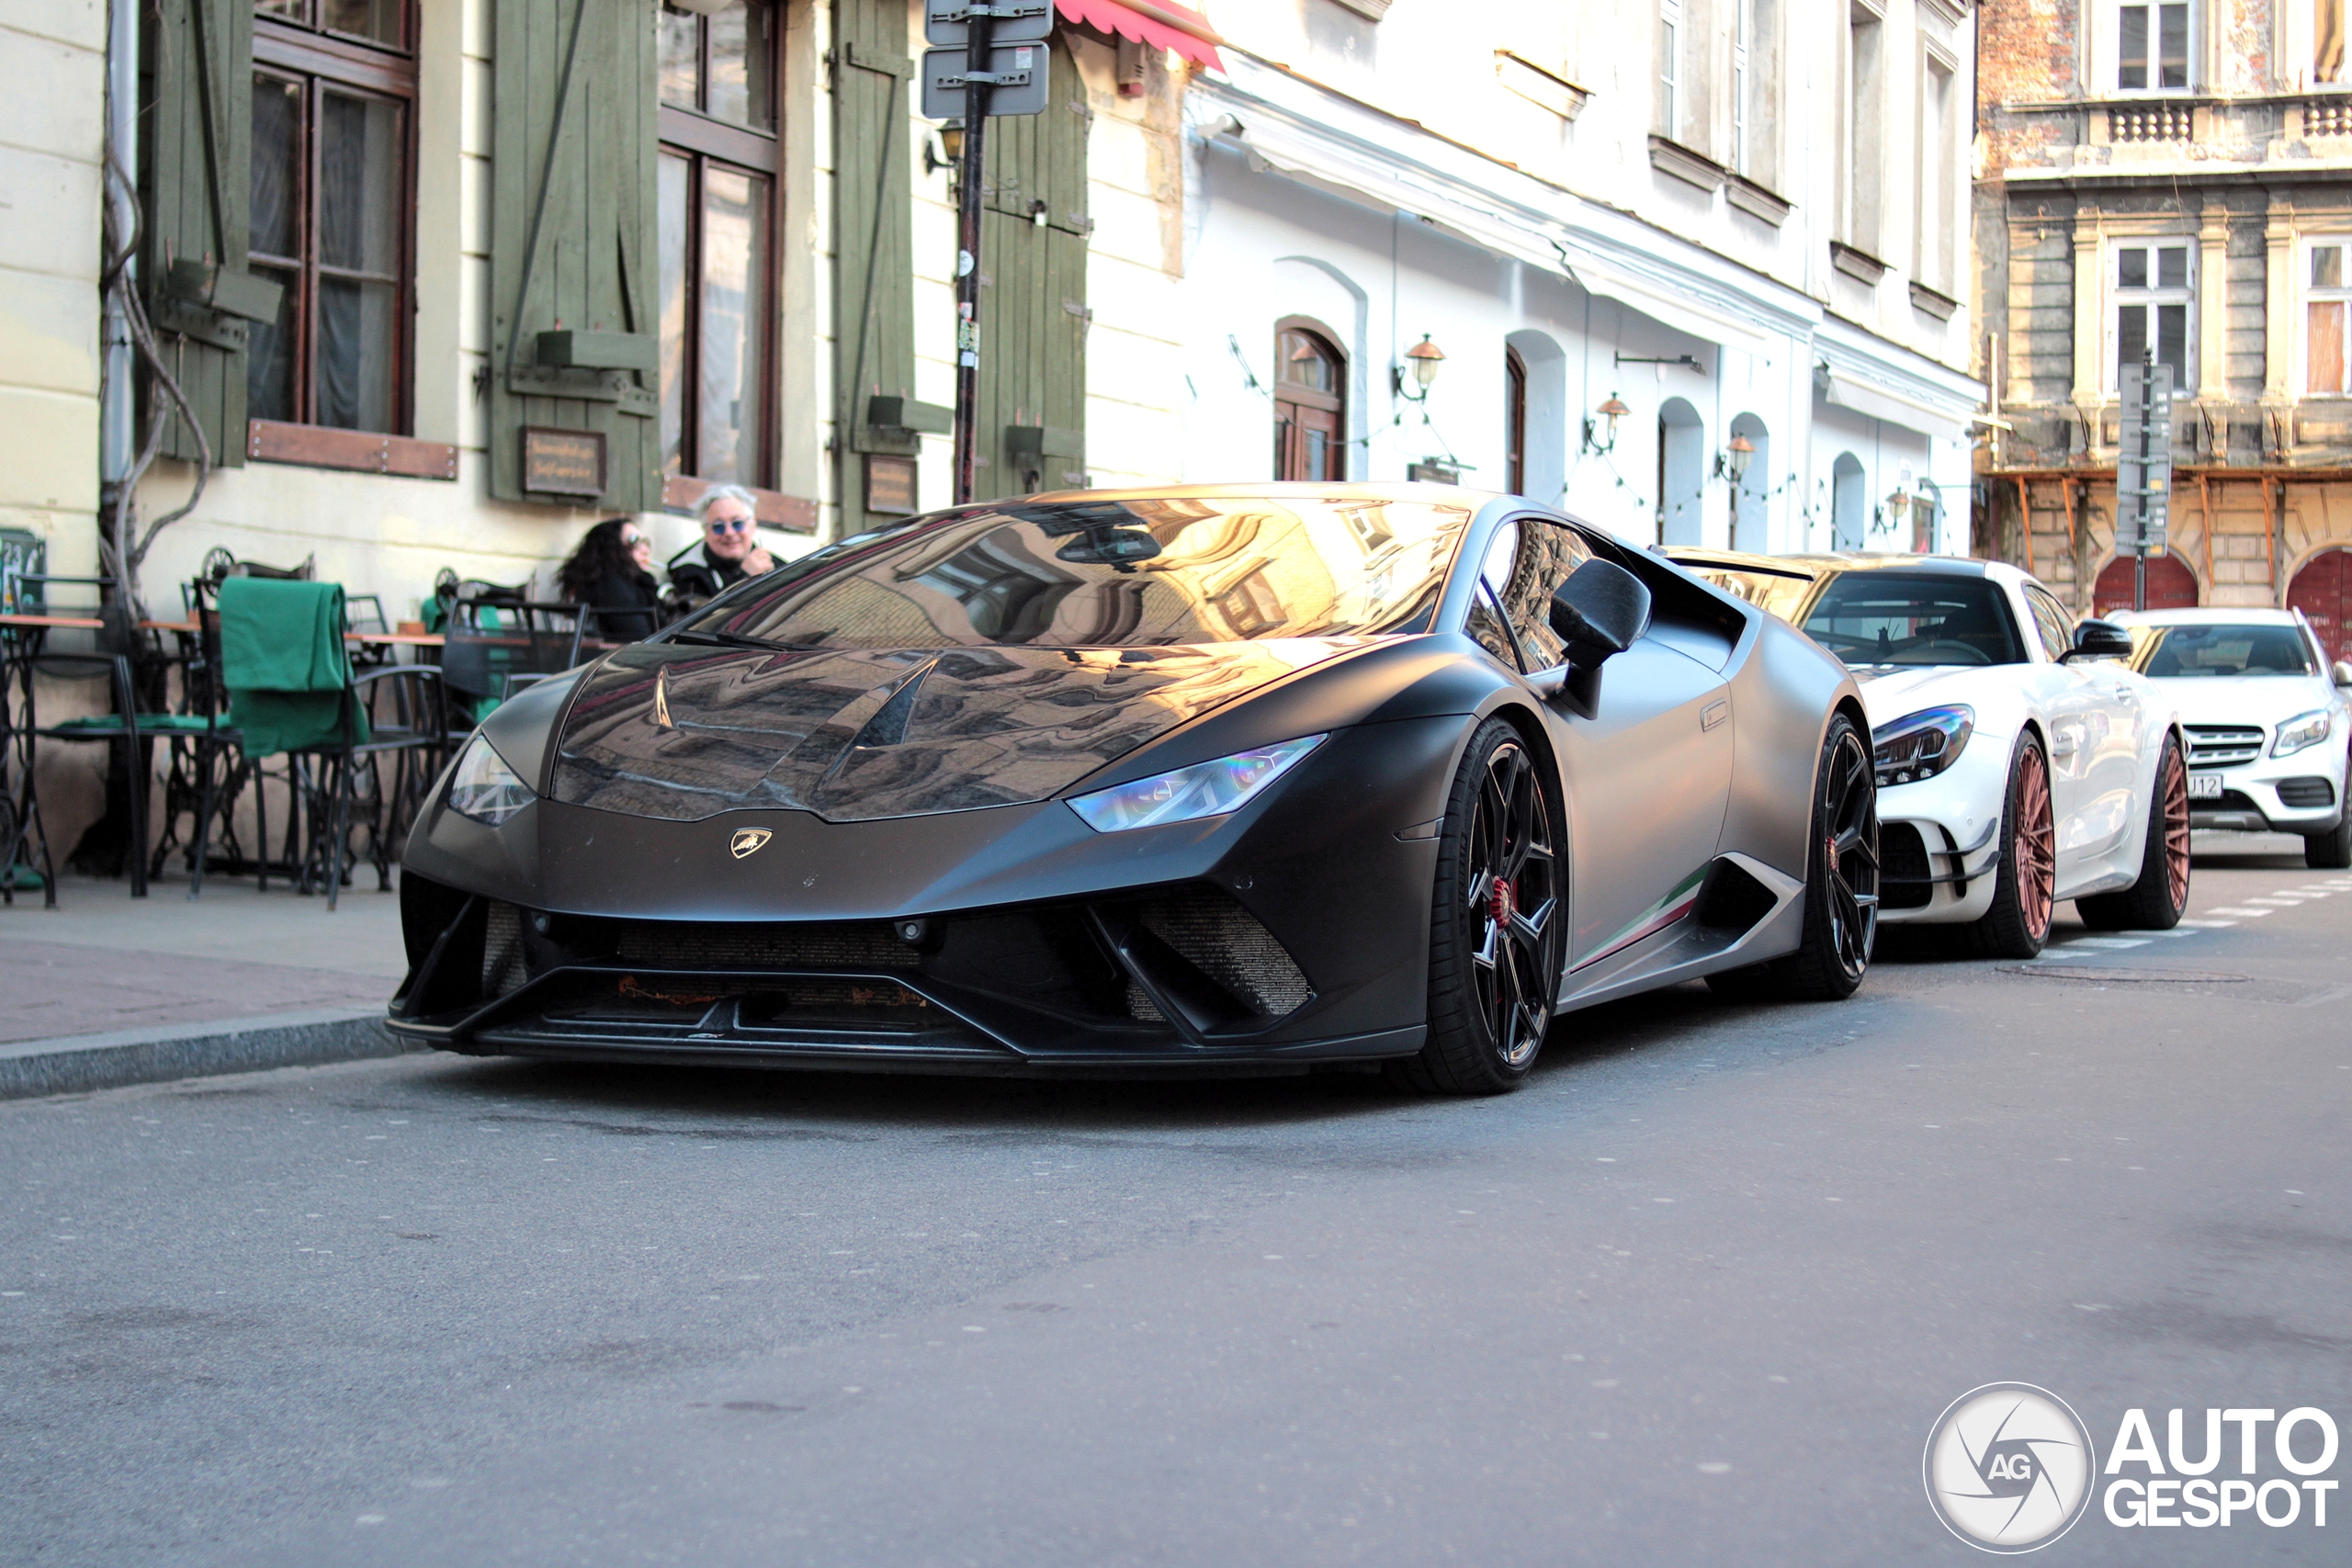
left=1548, top=558, right=1653, bottom=670
left=2065, top=618, right=2132, bottom=661
left=2335, top=660, right=2352, bottom=688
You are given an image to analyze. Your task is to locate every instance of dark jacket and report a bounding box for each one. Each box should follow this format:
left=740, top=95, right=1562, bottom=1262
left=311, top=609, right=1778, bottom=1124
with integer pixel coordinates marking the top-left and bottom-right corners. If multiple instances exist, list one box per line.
left=575, top=567, right=662, bottom=642
left=665, top=544, right=755, bottom=607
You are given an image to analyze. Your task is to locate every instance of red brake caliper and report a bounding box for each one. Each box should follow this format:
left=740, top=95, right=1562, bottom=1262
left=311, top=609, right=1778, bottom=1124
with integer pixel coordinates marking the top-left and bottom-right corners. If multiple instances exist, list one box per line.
left=1490, top=876, right=1515, bottom=925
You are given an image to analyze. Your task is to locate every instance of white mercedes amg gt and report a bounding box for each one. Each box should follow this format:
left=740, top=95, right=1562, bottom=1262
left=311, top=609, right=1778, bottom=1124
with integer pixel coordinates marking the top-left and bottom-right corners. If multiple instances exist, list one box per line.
left=1669, top=551, right=2190, bottom=957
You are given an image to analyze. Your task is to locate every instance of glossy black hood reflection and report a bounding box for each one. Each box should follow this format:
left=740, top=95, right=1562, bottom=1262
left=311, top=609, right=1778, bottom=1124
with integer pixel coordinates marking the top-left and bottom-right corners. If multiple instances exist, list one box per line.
left=549, top=639, right=1363, bottom=822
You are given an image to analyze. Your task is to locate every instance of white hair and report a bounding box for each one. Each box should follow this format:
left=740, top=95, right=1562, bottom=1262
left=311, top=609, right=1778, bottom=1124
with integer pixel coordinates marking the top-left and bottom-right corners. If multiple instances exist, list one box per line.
left=696, top=484, right=761, bottom=525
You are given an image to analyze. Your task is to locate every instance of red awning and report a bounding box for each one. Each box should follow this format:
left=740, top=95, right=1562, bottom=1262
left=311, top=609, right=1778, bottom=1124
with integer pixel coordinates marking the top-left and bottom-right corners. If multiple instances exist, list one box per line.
left=1056, top=0, right=1225, bottom=73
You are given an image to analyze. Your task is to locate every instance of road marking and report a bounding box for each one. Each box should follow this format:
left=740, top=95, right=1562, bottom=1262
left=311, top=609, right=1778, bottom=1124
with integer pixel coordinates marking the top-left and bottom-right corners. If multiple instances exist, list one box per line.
left=2206, top=907, right=2275, bottom=917
left=2059, top=936, right=2152, bottom=950
left=2176, top=919, right=2238, bottom=928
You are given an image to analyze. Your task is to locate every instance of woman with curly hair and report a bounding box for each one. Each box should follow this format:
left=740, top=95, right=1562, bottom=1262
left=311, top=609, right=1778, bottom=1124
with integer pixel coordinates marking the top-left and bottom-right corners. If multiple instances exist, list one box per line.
left=555, top=518, right=662, bottom=641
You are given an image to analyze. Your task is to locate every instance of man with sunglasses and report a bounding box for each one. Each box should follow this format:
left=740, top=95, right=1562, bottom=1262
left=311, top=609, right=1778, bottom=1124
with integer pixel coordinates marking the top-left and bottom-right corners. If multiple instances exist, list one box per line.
left=666, top=485, right=777, bottom=607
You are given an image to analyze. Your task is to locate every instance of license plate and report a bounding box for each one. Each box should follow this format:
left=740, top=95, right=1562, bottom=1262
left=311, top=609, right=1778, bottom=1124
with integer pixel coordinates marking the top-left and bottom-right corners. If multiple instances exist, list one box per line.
left=2188, top=772, right=2224, bottom=799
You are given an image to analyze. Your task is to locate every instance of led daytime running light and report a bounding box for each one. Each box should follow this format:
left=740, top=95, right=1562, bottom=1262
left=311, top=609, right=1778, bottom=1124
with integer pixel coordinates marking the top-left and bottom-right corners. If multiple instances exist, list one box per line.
left=1069, top=736, right=1326, bottom=833
left=1871, top=705, right=1974, bottom=788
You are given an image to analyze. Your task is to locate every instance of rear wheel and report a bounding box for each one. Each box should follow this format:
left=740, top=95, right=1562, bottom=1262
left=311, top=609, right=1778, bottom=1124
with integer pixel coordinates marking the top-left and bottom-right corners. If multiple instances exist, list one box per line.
left=1705, top=713, right=1878, bottom=1000
left=1959, top=735, right=2057, bottom=959
left=1391, top=718, right=1565, bottom=1096
left=2307, top=766, right=2352, bottom=870
left=2079, top=733, right=2191, bottom=930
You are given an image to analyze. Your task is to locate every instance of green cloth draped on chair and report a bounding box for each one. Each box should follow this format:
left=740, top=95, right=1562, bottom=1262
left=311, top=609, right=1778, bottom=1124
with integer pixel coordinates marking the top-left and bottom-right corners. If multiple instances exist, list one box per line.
left=220, top=578, right=368, bottom=755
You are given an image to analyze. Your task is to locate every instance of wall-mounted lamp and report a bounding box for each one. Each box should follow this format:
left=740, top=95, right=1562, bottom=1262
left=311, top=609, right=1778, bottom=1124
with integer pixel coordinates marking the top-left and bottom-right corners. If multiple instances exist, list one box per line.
left=926, top=121, right=965, bottom=175
left=1581, top=394, right=1630, bottom=455
left=1714, top=434, right=1756, bottom=484
left=1391, top=335, right=1446, bottom=400
left=1884, top=488, right=1912, bottom=524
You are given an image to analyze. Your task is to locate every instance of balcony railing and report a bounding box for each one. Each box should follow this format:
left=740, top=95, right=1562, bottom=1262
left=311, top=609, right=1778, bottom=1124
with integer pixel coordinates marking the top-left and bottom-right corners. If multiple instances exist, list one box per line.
left=2108, top=103, right=2195, bottom=141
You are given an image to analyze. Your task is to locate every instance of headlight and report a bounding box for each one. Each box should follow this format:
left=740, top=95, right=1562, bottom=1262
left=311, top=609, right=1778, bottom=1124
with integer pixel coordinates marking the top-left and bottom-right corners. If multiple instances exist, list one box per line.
left=2272, top=708, right=2333, bottom=758
left=446, top=734, right=535, bottom=826
left=1871, top=705, right=1974, bottom=788
left=1068, top=736, right=1324, bottom=832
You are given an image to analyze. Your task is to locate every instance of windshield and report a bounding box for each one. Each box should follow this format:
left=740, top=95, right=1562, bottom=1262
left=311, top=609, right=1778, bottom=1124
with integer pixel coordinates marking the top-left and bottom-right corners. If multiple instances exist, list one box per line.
left=2132, top=623, right=2318, bottom=678
left=1800, top=573, right=2029, bottom=669
left=669, top=496, right=1473, bottom=649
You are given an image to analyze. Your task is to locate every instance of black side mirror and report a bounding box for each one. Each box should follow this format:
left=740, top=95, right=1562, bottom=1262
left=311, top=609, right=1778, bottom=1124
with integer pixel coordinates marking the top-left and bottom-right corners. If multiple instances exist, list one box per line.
left=2066, top=618, right=2133, bottom=661
left=1549, top=558, right=1653, bottom=670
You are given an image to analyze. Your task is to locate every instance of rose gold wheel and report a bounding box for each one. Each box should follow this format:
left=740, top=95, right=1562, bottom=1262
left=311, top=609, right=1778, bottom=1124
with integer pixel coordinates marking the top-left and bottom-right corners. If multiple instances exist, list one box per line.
left=2015, top=741, right=2055, bottom=945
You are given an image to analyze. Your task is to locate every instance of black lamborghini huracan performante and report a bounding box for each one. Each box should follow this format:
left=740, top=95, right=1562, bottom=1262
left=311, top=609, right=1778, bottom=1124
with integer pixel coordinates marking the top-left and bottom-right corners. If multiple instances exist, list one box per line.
left=391, top=485, right=1877, bottom=1092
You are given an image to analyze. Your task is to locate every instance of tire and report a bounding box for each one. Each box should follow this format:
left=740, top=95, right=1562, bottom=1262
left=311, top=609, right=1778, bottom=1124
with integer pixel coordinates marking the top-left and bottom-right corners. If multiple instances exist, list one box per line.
left=1389, top=717, right=1565, bottom=1095
left=1704, top=712, right=1879, bottom=1001
left=2079, top=732, right=2191, bottom=930
left=1958, top=733, right=2058, bottom=960
left=2306, top=768, right=2352, bottom=870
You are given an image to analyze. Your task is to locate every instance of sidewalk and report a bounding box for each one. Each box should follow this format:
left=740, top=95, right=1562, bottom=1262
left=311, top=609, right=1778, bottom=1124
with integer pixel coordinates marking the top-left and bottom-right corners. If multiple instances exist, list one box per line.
left=0, top=873, right=413, bottom=1097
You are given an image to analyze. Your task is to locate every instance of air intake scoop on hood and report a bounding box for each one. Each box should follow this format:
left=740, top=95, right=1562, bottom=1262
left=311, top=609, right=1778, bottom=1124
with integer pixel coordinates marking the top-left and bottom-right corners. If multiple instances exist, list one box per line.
left=549, top=639, right=1354, bottom=822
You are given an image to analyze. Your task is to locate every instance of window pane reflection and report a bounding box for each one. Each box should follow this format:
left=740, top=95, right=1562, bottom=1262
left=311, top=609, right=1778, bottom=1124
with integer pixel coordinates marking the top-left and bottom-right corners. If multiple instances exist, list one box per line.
left=247, top=264, right=300, bottom=423
left=319, top=92, right=401, bottom=275
left=659, top=6, right=700, bottom=109
left=657, top=151, right=690, bottom=476
left=697, top=165, right=767, bottom=482
left=706, top=1, right=775, bottom=129
left=249, top=74, right=301, bottom=262
left=316, top=277, right=396, bottom=431
left=320, top=0, right=402, bottom=48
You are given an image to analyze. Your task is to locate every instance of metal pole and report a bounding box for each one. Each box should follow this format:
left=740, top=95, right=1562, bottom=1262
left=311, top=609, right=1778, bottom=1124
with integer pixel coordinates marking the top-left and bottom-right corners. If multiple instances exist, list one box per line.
left=950, top=12, right=995, bottom=506
left=100, top=0, right=139, bottom=498
left=2134, top=344, right=2154, bottom=613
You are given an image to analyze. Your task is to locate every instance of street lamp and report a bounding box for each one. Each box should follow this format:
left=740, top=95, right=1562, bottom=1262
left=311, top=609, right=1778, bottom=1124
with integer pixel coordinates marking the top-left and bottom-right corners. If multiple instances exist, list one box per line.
left=1581, top=394, right=1630, bottom=455
left=1715, top=433, right=1755, bottom=483
left=1393, top=335, right=1445, bottom=401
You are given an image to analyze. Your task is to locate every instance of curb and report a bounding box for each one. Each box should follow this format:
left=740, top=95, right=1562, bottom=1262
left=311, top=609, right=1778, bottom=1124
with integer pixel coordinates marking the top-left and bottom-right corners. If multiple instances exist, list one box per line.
left=0, top=1008, right=413, bottom=1100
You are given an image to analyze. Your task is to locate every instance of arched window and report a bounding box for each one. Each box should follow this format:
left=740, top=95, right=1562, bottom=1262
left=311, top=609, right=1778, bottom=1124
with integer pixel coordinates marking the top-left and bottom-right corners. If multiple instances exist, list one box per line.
left=1657, top=398, right=1704, bottom=546
left=1274, top=320, right=1346, bottom=481
left=1831, top=453, right=1867, bottom=551
left=1729, top=412, right=1770, bottom=553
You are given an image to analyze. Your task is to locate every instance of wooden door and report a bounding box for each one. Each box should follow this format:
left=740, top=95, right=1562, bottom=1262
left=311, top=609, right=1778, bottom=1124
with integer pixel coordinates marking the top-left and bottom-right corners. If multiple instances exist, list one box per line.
left=2093, top=551, right=2199, bottom=615
left=1273, top=322, right=1345, bottom=480
left=2290, top=547, right=2352, bottom=664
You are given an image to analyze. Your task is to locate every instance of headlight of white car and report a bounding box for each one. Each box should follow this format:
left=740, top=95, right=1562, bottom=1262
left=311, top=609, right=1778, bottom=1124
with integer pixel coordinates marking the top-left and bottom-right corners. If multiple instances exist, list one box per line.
left=446, top=733, right=536, bottom=826
left=1871, top=705, right=1974, bottom=788
left=1068, top=736, right=1324, bottom=832
left=2271, top=708, right=2333, bottom=758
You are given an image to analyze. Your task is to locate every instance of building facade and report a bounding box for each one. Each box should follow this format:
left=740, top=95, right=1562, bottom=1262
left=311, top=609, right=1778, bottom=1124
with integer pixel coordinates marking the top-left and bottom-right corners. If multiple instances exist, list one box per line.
left=1976, top=0, right=2352, bottom=662
left=1170, top=0, right=1984, bottom=558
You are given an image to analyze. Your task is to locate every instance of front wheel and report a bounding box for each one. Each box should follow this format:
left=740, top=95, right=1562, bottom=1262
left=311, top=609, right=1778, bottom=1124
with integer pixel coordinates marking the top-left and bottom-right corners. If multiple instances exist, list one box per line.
left=2078, top=733, right=2190, bottom=930
left=2307, top=767, right=2352, bottom=870
left=1390, top=718, right=1565, bottom=1096
left=1959, top=735, right=2057, bottom=959
left=1706, top=712, right=1878, bottom=1000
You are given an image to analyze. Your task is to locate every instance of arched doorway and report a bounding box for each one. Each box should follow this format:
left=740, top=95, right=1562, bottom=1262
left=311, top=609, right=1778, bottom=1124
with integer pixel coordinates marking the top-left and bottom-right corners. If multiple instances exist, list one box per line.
left=1913, top=479, right=1944, bottom=554
left=1504, top=348, right=1526, bottom=495
left=2094, top=551, right=2200, bottom=615
left=1831, top=453, right=1866, bottom=551
left=1729, top=412, right=1770, bottom=552
left=1274, top=319, right=1346, bottom=480
left=1657, top=398, right=1704, bottom=546
left=2289, top=547, right=2352, bottom=665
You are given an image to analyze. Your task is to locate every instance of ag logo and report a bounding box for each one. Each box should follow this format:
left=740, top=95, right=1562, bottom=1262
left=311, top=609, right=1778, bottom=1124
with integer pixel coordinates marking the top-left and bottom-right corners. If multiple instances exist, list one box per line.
left=1924, top=1382, right=2097, bottom=1552
left=728, top=828, right=774, bottom=860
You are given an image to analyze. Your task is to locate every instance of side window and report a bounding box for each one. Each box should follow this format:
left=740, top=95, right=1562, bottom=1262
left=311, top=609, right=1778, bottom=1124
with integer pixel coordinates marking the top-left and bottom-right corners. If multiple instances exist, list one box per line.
left=1481, top=516, right=1591, bottom=669
left=2023, top=587, right=2075, bottom=661
left=1466, top=584, right=1522, bottom=671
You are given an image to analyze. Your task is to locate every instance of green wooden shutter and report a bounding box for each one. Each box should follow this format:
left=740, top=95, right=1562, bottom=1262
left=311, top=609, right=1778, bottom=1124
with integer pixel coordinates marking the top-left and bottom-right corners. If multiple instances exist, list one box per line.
left=978, top=36, right=1089, bottom=497
left=487, top=0, right=662, bottom=509
left=141, top=0, right=256, bottom=468
left=833, top=0, right=918, bottom=534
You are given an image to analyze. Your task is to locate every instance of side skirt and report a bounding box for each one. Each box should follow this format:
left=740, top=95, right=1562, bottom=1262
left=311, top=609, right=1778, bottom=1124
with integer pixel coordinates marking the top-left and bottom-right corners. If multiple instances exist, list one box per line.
left=1554, top=852, right=1805, bottom=1014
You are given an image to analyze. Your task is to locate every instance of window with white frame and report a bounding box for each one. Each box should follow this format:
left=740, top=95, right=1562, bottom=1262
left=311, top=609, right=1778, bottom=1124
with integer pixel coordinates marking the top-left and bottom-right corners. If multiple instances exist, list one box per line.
left=2308, top=241, right=2352, bottom=393
left=1658, top=0, right=1682, bottom=139
left=2118, top=1, right=2190, bottom=92
left=1917, top=53, right=1957, bottom=291
left=2113, top=241, right=2194, bottom=391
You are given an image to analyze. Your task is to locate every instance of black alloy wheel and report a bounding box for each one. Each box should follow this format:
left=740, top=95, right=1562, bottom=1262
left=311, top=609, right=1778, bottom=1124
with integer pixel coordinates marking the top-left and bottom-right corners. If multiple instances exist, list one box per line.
left=1393, top=717, right=1565, bottom=1095
left=1708, top=712, right=1879, bottom=999
left=2308, top=763, right=2352, bottom=870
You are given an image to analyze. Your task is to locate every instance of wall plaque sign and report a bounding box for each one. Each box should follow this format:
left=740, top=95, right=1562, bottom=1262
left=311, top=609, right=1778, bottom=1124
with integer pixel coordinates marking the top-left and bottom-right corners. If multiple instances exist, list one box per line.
left=522, top=427, right=606, bottom=497
left=865, top=454, right=918, bottom=515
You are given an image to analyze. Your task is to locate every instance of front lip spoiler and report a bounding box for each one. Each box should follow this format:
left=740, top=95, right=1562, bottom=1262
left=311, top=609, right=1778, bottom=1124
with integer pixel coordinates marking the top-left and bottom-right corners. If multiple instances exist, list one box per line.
left=387, top=962, right=1408, bottom=1067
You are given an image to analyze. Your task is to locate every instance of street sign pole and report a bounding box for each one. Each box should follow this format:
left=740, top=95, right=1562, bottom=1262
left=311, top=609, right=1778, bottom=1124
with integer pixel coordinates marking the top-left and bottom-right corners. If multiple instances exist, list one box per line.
left=2117, top=344, right=2173, bottom=613
left=951, top=10, right=993, bottom=506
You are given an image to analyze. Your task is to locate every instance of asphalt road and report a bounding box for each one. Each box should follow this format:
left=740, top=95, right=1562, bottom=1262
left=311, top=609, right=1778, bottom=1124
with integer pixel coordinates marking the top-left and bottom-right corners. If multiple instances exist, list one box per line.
left=6, top=838, right=2348, bottom=1566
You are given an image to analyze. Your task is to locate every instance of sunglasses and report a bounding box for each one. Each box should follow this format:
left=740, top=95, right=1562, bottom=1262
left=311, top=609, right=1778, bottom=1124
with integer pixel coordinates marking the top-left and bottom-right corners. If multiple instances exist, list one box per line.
left=620, top=533, right=645, bottom=547
left=707, top=517, right=755, bottom=535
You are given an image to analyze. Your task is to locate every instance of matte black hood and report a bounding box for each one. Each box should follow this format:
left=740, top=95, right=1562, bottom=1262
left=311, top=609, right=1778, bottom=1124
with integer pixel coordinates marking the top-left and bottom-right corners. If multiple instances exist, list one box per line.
left=548, top=639, right=1362, bottom=822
